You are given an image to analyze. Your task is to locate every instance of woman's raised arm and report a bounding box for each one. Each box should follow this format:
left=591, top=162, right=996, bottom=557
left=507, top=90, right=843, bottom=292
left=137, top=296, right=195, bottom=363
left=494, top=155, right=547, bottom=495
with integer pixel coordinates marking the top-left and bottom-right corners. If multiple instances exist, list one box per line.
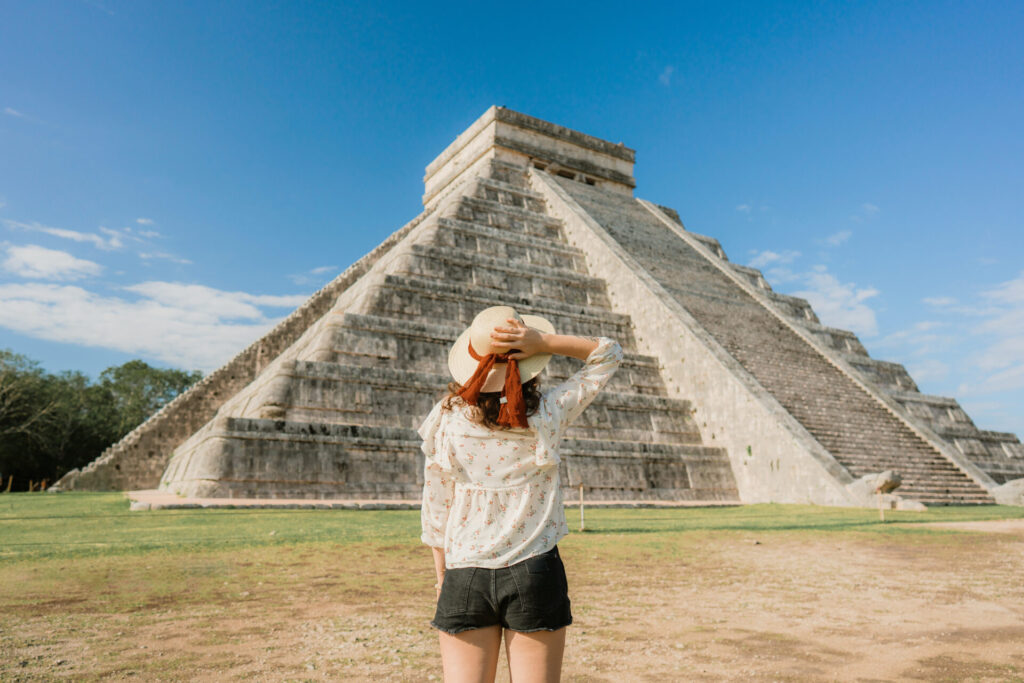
left=490, top=318, right=598, bottom=361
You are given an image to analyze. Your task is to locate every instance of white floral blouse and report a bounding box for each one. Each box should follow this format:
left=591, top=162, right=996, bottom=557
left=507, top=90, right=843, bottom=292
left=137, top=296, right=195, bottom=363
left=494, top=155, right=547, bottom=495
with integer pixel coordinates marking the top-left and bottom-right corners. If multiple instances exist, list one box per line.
left=419, top=337, right=623, bottom=568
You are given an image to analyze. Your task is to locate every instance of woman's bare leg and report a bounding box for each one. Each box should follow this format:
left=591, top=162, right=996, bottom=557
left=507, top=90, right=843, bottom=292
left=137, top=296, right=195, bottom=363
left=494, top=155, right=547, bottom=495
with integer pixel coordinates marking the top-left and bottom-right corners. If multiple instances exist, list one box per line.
left=438, top=625, right=503, bottom=683
left=503, top=627, right=567, bottom=683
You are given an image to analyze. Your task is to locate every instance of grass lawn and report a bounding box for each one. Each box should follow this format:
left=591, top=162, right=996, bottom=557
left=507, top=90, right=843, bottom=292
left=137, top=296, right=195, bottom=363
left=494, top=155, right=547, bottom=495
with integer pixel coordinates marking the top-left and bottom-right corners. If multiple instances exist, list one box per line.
left=2, top=493, right=1024, bottom=681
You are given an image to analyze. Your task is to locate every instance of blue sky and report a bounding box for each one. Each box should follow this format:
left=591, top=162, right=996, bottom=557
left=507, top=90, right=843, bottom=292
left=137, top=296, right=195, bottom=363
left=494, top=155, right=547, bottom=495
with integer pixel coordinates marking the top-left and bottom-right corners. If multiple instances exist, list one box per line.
left=1, top=1, right=1021, bottom=435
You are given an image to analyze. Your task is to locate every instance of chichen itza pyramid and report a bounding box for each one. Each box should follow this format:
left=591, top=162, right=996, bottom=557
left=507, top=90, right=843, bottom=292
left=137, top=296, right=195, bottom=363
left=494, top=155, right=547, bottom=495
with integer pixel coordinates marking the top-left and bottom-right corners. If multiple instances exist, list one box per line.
left=54, top=106, right=1024, bottom=506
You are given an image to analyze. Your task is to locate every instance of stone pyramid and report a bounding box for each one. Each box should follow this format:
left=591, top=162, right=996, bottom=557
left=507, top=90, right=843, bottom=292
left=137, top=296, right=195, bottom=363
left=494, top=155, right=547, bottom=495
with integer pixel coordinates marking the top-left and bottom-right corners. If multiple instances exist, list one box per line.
left=55, top=106, right=1022, bottom=506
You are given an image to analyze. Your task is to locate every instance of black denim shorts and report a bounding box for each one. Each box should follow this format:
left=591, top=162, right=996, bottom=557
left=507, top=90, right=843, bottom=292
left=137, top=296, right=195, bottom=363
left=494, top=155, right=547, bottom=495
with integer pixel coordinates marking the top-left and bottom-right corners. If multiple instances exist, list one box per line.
left=430, top=545, right=572, bottom=635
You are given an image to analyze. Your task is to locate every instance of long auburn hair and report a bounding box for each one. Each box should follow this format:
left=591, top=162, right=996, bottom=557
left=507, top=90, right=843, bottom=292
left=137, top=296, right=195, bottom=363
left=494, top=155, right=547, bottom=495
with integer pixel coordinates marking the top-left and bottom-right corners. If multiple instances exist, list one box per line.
left=442, top=376, right=542, bottom=430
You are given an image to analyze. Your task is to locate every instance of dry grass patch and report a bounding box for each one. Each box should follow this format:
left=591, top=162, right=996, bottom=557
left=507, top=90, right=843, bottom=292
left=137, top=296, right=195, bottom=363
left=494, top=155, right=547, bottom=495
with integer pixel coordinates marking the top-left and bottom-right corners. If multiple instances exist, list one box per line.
left=2, top=494, right=1024, bottom=681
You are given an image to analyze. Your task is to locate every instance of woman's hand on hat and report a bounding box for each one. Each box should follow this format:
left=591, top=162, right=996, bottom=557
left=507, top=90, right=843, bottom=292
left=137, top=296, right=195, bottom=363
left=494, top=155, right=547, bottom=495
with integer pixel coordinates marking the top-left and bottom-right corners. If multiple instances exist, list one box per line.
left=490, top=318, right=547, bottom=360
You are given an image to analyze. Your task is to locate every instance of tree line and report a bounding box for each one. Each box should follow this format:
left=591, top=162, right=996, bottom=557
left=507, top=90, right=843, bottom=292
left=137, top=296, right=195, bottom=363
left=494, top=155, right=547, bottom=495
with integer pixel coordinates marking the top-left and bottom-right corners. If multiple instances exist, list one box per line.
left=0, top=349, right=202, bottom=491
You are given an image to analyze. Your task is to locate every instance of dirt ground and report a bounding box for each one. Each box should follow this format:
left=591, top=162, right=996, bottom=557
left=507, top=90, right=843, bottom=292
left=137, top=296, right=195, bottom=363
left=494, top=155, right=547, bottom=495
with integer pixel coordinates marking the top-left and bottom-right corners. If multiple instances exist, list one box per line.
left=3, top=521, right=1024, bottom=682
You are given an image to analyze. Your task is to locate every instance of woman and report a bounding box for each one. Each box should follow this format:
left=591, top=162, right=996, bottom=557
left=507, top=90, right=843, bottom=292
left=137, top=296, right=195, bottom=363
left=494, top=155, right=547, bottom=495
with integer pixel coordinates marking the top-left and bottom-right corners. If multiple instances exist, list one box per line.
left=419, top=305, right=622, bottom=682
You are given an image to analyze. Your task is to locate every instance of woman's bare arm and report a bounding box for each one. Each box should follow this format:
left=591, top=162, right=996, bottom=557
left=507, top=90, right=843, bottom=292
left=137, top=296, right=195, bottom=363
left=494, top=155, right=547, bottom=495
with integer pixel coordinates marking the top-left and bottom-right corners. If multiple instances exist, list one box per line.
left=431, top=546, right=445, bottom=597
left=490, top=318, right=598, bottom=361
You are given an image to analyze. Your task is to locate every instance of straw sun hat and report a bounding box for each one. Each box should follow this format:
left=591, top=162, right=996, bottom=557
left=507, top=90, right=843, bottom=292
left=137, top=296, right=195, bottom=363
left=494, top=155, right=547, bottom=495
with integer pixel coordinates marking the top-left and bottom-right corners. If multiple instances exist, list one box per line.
left=448, top=305, right=556, bottom=392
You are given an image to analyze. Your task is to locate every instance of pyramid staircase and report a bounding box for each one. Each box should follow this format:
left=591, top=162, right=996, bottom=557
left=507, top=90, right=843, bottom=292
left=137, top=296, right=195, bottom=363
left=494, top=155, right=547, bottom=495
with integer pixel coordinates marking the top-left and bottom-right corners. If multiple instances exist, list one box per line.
left=157, top=159, right=739, bottom=502
left=544, top=175, right=997, bottom=504
left=742, top=282, right=1024, bottom=486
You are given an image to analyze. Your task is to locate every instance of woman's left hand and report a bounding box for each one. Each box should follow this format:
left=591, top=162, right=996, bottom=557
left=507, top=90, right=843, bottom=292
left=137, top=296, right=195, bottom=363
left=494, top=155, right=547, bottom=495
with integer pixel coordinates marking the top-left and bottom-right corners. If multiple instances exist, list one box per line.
left=490, top=318, right=547, bottom=359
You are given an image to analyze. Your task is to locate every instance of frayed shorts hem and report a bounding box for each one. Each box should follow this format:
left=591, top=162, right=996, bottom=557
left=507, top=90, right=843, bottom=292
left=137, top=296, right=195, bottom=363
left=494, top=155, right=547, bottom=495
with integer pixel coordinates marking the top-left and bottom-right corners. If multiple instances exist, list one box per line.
left=429, top=617, right=572, bottom=635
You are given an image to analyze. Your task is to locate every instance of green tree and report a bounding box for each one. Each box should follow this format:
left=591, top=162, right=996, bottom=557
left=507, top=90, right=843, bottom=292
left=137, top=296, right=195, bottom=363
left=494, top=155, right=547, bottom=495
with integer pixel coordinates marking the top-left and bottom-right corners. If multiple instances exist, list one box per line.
left=98, top=360, right=203, bottom=436
left=0, top=350, right=60, bottom=487
left=0, top=350, right=56, bottom=446
left=0, top=351, right=202, bottom=490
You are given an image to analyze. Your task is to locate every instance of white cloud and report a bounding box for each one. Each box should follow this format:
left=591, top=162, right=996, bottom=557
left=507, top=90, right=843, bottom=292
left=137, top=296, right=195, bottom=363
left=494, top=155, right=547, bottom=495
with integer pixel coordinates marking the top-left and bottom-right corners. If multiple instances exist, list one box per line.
left=0, top=281, right=308, bottom=371
left=3, top=219, right=126, bottom=250
left=961, top=363, right=1024, bottom=395
left=288, top=264, right=338, bottom=286
left=137, top=229, right=162, bottom=238
left=955, top=272, right=1024, bottom=380
left=735, top=204, right=751, bottom=213
left=2, top=244, right=103, bottom=280
left=875, top=321, right=954, bottom=358
left=4, top=107, right=26, bottom=118
left=749, top=248, right=880, bottom=337
left=850, top=203, right=880, bottom=223
left=823, top=230, right=851, bottom=247
left=98, top=227, right=127, bottom=248
left=895, top=271, right=1024, bottom=407
left=983, top=271, right=1024, bottom=304
left=907, top=359, right=950, bottom=384
left=139, top=251, right=191, bottom=265
left=973, top=310, right=1024, bottom=372
left=747, top=249, right=800, bottom=269
left=792, top=265, right=880, bottom=337
left=136, top=218, right=155, bottom=226
left=125, top=281, right=306, bottom=317
left=658, top=65, right=674, bottom=86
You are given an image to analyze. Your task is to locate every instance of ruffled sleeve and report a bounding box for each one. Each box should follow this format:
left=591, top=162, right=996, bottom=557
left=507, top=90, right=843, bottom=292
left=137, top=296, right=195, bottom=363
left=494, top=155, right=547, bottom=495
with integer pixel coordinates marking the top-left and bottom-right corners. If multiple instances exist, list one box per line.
left=417, top=398, right=453, bottom=471
left=529, top=337, right=623, bottom=468
left=419, top=399, right=455, bottom=547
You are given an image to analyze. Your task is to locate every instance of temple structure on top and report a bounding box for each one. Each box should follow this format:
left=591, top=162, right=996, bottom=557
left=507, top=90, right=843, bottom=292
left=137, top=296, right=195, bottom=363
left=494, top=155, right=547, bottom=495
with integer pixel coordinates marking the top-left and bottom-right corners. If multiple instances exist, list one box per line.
left=54, top=106, right=1024, bottom=506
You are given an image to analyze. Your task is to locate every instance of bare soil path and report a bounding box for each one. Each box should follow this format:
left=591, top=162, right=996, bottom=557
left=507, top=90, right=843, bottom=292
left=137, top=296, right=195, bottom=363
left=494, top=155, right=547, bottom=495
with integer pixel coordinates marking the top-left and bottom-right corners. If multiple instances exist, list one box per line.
left=3, top=506, right=1023, bottom=681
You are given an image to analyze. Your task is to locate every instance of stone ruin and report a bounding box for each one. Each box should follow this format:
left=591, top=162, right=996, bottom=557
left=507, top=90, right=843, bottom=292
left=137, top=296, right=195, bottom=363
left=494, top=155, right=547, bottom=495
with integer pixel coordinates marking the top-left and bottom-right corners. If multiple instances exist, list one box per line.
left=53, top=106, right=1024, bottom=506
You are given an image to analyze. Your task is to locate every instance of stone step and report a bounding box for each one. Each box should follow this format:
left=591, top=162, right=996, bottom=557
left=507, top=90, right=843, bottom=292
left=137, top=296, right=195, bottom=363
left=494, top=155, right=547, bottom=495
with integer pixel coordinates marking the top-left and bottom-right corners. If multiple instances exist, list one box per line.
left=687, top=231, right=728, bottom=260
left=838, top=455, right=978, bottom=471
left=483, top=158, right=535, bottom=189
left=161, top=418, right=425, bottom=500
left=793, top=320, right=870, bottom=357
left=895, top=483, right=991, bottom=494
left=847, top=469, right=988, bottom=487
left=397, top=243, right=608, bottom=307
left=906, top=496, right=995, bottom=506
left=367, top=274, right=638, bottom=348
left=839, top=461, right=975, bottom=477
left=451, top=195, right=564, bottom=235
left=433, top=217, right=586, bottom=264
left=842, top=355, right=919, bottom=393
left=916, top=424, right=990, bottom=441
left=409, top=242, right=597, bottom=285
left=163, top=417, right=735, bottom=501
left=322, top=313, right=667, bottom=396
left=221, top=416, right=722, bottom=458
left=268, top=360, right=704, bottom=445
left=442, top=208, right=564, bottom=242
left=728, top=263, right=772, bottom=292
left=898, top=493, right=995, bottom=505
left=763, top=290, right=819, bottom=324
left=557, top=440, right=738, bottom=500
left=472, top=175, right=546, bottom=206
left=839, top=463, right=977, bottom=479
left=476, top=174, right=543, bottom=198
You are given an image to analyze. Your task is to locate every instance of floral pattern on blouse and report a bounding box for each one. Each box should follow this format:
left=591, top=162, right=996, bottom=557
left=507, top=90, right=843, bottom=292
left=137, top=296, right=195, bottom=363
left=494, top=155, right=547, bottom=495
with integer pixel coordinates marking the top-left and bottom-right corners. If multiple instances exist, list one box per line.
left=419, top=337, right=623, bottom=568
